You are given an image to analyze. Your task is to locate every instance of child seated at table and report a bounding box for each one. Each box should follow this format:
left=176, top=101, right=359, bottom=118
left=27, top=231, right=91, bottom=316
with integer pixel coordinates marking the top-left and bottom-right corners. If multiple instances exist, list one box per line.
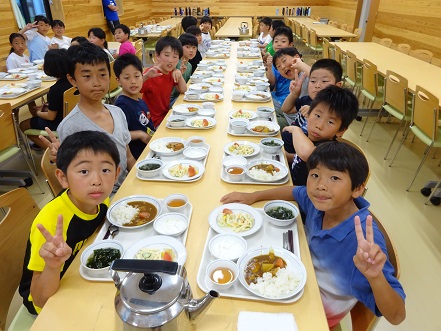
left=19, top=130, right=121, bottom=315
left=141, top=36, right=187, bottom=127
left=88, top=27, right=114, bottom=62
left=185, top=25, right=203, bottom=74
left=114, top=53, right=155, bottom=159
left=19, top=49, right=72, bottom=150
left=50, top=20, right=71, bottom=49
left=198, top=16, right=212, bottom=58
left=6, top=33, right=30, bottom=70
left=18, top=15, right=53, bottom=62
left=220, top=141, right=406, bottom=329
left=113, top=24, right=136, bottom=57
left=262, top=19, right=285, bottom=59
left=70, top=36, right=89, bottom=46
left=257, top=17, right=272, bottom=50
left=170, top=33, right=199, bottom=107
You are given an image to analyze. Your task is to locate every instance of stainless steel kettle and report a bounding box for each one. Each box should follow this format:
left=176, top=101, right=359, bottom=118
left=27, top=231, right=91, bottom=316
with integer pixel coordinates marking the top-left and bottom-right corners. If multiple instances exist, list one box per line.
left=110, top=259, right=219, bottom=331
left=238, top=22, right=249, bottom=35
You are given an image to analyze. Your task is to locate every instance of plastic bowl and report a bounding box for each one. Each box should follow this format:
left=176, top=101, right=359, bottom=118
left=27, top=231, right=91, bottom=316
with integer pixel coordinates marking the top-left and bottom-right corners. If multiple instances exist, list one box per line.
left=153, top=212, right=189, bottom=236
left=253, top=70, right=266, bottom=77
left=136, top=158, right=163, bottom=178
left=235, top=76, right=248, bottom=84
left=222, top=155, right=247, bottom=168
left=187, top=136, right=205, bottom=147
left=208, top=233, right=247, bottom=261
left=225, top=165, right=246, bottom=182
left=167, top=115, right=187, bottom=127
left=202, top=102, right=215, bottom=109
left=256, top=106, right=275, bottom=118
left=206, top=259, right=238, bottom=291
left=27, top=79, right=42, bottom=88
left=263, top=200, right=299, bottom=227
left=209, top=86, right=223, bottom=94
left=232, top=90, right=246, bottom=101
left=81, top=240, right=123, bottom=277
left=183, top=147, right=208, bottom=160
left=185, top=91, right=199, bottom=100
left=164, top=193, right=189, bottom=213
left=230, top=118, right=249, bottom=134
left=191, top=75, right=204, bottom=83
left=255, top=82, right=270, bottom=91
left=197, top=108, right=216, bottom=117
left=260, top=138, right=284, bottom=154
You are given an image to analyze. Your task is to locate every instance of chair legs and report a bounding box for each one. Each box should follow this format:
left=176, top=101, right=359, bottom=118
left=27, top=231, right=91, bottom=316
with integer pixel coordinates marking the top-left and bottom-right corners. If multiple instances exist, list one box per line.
left=360, top=97, right=375, bottom=136
left=384, top=121, right=410, bottom=160
left=366, top=105, right=384, bottom=142
left=406, top=143, right=433, bottom=191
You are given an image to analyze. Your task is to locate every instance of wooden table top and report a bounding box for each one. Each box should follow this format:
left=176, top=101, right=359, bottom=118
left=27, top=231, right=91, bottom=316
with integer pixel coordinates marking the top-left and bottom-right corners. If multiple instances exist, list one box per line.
left=331, top=42, right=441, bottom=103
left=0, top=79, right=54, bottom=109
left=29, top=43, right=328, bottom=331
left=131, top=17, right=182, bottom=39
left=290, top=17, right=356, bottom=38
left=215, top=17, right=253, bottom=39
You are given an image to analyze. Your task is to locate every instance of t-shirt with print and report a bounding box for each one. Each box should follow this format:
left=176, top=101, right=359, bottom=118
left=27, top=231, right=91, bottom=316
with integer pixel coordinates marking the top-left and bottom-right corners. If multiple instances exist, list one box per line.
left=258, top=32, right=272, bottom=45
left=25, top=29, right=51, bottom=62
left=199, top=32, right=211, bottom=58
left=19, top=189, right=109, bottom=314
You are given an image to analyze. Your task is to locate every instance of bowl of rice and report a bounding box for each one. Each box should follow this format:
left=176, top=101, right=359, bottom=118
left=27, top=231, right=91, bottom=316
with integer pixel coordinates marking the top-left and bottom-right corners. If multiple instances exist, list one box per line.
left=153, top=212, right=189, bottom=236
left=263, top=200, right=299, bottom=227
left=209, top=233, right=247, bottom=261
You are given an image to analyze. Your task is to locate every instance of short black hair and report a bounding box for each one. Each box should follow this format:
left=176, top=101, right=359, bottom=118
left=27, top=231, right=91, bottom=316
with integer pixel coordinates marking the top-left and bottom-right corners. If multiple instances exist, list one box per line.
left=57, top=131, right=120, bottom=174
left=273, top=26, right=293, bottom=43
left=71, top=36, right=89, bottom=45
left=310, top=58, right=343, bottom=84
left=178, top=33, right=198, bottom=47
left=114, top=24, right=130, bottom=36
left=307, top=141, right=369, bottom=190
left=271, top=19, right=285, bottom=30
left=156, top=36, right=183, bottom=58
left=65, top=42, right=110, bottom=79
left=34, top=15, right=50, bottom=24
left=260, top=17, right=272, bottom=27
left=272, top=47, right=302, bottom=67
left=43, top=49, right=68, bottom=79
left=181, top=16, right=198, bottom=31
left=9, top=33, right=25, bottom=54
left=308, top=86, right=359, bottom=131
left=51, top=20, right=65, bottom=28
left=88, top=27, right=108, bottom=49
left=200, top=16, right=212, bottom=25
left=186, top=25, right=202, bottom=36
left=113, top=53, right=142, bottom=77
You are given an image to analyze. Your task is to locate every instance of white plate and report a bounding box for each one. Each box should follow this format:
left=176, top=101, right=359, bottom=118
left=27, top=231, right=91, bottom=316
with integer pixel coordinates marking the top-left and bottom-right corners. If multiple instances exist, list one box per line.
left=149, top=137, right=188, bottom=156
left=185, top=116, right=216, bottom=129
left=162, top=160, right=205, bottom=181
left=247, top=120, right=280, bottom=135
left=202, top=77, right=225, bottom=84
left=173, top=104, right=201, bottom=115
left=246, top=159, right=289, bottom=182
left=237, top=246, right=307, bottom=299
left=245, top=91, right=271, bottom=101
left=107, top=195, right=162, bottom=229
left=233, top=85, right=255, bottom=92
left=123, top=235, right=187, bottom=265
left=248, top=78, right=269, bottom=85
left=0, top=87, right=26, bottom=96
left=208, top=203, right=263, bottom=237
left=196, top=70, right=215, bottom=77
left=188, top=83, right=212, bottom=92
left=37, top=74, right=57, bottom=81
left=228, top=109, right=258, bottom=120
left=224, top=141, right=260, bottom=157
left=208, top=65, right=226, bottom=71
left=199, top=93, right=224, bottom=101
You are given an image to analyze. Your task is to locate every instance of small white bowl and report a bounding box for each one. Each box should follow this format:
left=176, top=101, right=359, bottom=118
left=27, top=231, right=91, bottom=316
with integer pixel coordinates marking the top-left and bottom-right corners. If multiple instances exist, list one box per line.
left=202, top=102, right=215, bottom=109
left=206, top=259, right=238, bottom=291
left=260, top=137, right=284, bottom=154
left=81, top=240, right=123, bottom=277
left=253, top=70, right=266, bottom=77
left=209, top=233, right=247, bottom=261
left=191, top=75, right=204, bottom=83
left=263, top=200, right=299, bottom=227
left=211, top=82, right=223, bottom=87
left=27, top=79, right=42, bottom=88
left=255, top=82, right=270, bottom=91
left=232, top=90, right=246, bottom=101
left=197, top=108, right=216, bottom=117
left=183, top=147, right=208, bottom=160
left=197, top=63, right=209, bottom=70
left=238, top=41, right=246, bottom=46
left=235, top=76, right=248, bottom=84
left=209, top=86, right=223, bottom=94
left=0, top=72, right=7, bottom=79
left=225, top=165, right=246, bottom=182
left=185, top=91, right=199, bottom=100
left=153, top=212, right=189, bottom=236
left=136, top=158, right=163, bottom=178
left=167, top=115, right=186, bottom=127
left=222, top=155, right=247, bottom=168
left=230, top=118, right=249, bottom=134
left=256, top=106, right=275, bottom=118
left=187, top=136, right=205, bottom=146
left=164, top=193, right=189, bottom=213
left=236, top=64, right=248, bottom=72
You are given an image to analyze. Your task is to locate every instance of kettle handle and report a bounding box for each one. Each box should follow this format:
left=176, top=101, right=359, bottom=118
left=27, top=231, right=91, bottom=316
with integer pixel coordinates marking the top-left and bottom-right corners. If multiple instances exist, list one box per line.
left=110, top=259, right=178, bottom=274
left=242, top=22, right=248, bottom=27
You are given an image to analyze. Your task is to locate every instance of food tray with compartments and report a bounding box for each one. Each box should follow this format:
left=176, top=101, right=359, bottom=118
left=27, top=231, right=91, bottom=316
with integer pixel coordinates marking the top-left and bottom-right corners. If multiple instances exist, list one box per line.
left=196, top=208, right=302, bottom=303
left=79, top=199, right=193, bottom=282
left=227, top=114, right=278, bottom=137
left=0, top=86, right=40, bottom=99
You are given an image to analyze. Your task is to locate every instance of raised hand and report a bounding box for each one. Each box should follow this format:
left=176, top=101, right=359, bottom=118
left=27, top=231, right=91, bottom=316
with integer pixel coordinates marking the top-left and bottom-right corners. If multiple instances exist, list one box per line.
left=143, top=66, right=163, bottom=80
left=299, top=105, right=310, bottom=118
left=172, top=68, right=183, bottom=83
left=220, top=192, right=255, bottom=205
left=39, top=127, right=60, bottom=163
left=179, top=59, right=188, bottom=74
left=353, top=215, right=387, bottom=279
left=37, top=215, right=72, bottom=269
left=289, top=70, right=306, bottom=96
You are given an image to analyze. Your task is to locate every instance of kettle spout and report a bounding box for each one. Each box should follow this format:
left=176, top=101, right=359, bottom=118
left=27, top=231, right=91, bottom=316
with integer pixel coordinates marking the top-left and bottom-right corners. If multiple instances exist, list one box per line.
left=187, top=290, right=219, bottom=324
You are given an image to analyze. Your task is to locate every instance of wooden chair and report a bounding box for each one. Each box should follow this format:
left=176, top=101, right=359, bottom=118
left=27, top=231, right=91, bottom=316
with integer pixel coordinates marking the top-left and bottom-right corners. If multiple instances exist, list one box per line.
left=134, top=39, right=143, bottom=51
left=396, top=43, right=411, bottom=54
left=367, top=71, right=411, bottom=159
left=431, top=57, right=441, bottom=67
left=0, top=188, right=40, bottom=331
left=135, top=47, right=143, bottom=62
left=389, top=85, right=441, bottom=190
left=41, top=147, right=63, bottom=198
left=63, top=87, right=80, bottom=118
left=349, top=28, right=362, bottom=42
left=344, top=50, right=362, bottom=95
left=105, top=61, right=122, bottom=104
left=346, top=25, right=354, bottom=33
left=340, top=23, right=348, bottom=31
left=334, top=44, right=347, bottom=79
left=409, top=49, right=433, bottom=63
left=378, top=38, right=392, bottom=47
left=322, top=38, right=334, bottom=59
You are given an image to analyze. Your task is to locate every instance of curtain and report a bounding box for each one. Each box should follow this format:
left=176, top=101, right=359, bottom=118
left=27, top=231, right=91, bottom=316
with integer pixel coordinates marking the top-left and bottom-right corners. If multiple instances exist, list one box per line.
left=11, top=0, right=26, bottom=29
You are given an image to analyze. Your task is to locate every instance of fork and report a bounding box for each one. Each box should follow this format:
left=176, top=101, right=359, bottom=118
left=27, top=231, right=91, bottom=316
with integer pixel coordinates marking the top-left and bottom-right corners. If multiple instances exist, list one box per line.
left=283, top=232, right=289, bottom=250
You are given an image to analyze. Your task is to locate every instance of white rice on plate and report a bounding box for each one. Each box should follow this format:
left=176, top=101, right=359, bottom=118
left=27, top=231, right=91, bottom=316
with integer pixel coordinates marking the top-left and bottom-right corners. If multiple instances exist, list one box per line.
left=248, top=168, right=280, bottom=181
left=111, top=203, right=139, bottom=225
left=249, top=268, right=301, bottom=298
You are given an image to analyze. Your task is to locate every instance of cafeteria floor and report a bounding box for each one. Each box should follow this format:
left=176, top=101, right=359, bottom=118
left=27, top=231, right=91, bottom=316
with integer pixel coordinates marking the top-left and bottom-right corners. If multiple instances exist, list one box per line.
left=3, top=92, right=440, bottom=331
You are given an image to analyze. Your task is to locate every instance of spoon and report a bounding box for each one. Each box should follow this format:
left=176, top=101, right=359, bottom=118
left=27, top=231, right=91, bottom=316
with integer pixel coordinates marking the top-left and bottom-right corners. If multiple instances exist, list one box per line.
left=109, top=226, right=120, bottom=239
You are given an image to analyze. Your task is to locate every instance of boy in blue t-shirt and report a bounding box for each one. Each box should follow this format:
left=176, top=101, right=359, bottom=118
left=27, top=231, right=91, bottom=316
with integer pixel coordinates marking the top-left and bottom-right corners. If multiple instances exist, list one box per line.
left=19, top=15, right=53, bottom=62
left=114, top=53, right=155, bottom=159
left=221, top=141, right=406, bottom=329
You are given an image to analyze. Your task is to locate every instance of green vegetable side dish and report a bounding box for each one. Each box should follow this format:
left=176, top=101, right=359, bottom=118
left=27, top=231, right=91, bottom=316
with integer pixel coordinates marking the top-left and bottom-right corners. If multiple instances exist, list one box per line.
left=262, top=140, right=281, bottom=147
left=139, top=163, right=161, bottom=171
left=266, top=206, right=294, bottom=220
left=86, top=248, right=121, bottom=269
left=171, top=119, right=184, bottom=122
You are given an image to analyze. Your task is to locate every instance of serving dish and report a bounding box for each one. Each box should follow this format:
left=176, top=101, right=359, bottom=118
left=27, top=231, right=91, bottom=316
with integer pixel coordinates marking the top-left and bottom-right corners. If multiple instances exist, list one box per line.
left=224, top=141, right=260, bottom=158
left=149, top=137, right=188, bottom=156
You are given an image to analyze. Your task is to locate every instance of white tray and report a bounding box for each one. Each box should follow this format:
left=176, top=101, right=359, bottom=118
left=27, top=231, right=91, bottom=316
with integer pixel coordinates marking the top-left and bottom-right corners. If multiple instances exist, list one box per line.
left=136, top=142, right=210, bottom=182
left=232, top=96, right=271, bottom=103
left=79, top=200, right=193, bottom=282
left=166, top=119, right=216, bottom=130
left=184, top=95, right=223, bottom=102
left=227, top=114, right=278, bottom=137
left=205, top=54, right=231, bottom=59
left=196, top=208, right=302, bottom=303
left=0, top=86, right=40, bottom=99
left=220, top=149, right=289, bottom=185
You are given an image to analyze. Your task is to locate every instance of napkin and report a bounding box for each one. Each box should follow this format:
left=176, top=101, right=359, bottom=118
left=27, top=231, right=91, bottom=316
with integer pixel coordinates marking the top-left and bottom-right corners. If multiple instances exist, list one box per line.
left=237, top=311, right=298, bottom=331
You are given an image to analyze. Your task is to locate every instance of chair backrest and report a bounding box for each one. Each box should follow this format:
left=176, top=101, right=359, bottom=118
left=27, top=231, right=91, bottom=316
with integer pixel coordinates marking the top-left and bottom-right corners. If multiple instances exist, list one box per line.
left=108, top=60, right=119, bottom=93
left=334, top=44, right=347, bottom=77
left=340, top=23, right=348, bottom=31
left=346, top=50, right=358, bottom=83
left=350, top=210, right=400, bottom=331
left=301, top=25, right=310, bottom=44
left=383, top=70, right=409, bottom=117
left=409, top=49, right=433, bottom=63
left=361, top=59, right=379, bottom=96
left=350, top=28, right=362, bottom=42
left=0, top=103, right=19, bottom=152
left=134, top=39, right=143, bottom=51
left=0, top=188, right=40, bottom=331
left=41, top=148, right=63, bottom=197
left=135, top=47, right=143, bottom=62
left=346, top=25, right=354, bottom=32
left=63, top=87, right=80, bottom=118
left=379, top=38, right=392, bottom=47
left=309, top=29, right=320, bottom=47
left=412, top=85, right=440, bottom=140
left=396, top=43, right=411, bottom=54
left=322, top=38, right=332, bottom=59
left=431, top=57, right=441, bottom=67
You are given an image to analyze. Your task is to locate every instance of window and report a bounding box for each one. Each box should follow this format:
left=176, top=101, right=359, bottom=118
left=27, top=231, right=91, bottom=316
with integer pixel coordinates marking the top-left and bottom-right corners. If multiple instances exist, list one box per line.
left=11, top=0, right=52, bottom=28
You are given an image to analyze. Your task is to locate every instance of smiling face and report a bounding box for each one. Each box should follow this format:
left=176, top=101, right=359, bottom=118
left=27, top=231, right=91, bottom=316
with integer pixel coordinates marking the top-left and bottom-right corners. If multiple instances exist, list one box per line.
left=56, top=149, right=119, bottom=214
left=308, top=68, right=341, bottom=100
left=156, top=46, right=180, bottom=73
left=67, top=62, right=110, bottom=102
left=114, top=28, right=129, bottom=43
left=36, top=21, right=50, bottom=36
left=52, top=24, right=65, bottom=38
left=272, top=35, right=292, bottom=52
left=275, top=54, right=301, bottom=79
left=307, top=102, right=345, bottom=142
left=116, top=64, right=143, bottom=98
left=11, top=36, right=26, bottom=56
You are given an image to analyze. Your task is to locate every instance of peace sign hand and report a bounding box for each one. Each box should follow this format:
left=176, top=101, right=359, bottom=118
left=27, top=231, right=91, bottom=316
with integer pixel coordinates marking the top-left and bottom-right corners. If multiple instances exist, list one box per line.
left=353, top=215, right=387, bottom=279
left=37, top=215, right=72, bottom=269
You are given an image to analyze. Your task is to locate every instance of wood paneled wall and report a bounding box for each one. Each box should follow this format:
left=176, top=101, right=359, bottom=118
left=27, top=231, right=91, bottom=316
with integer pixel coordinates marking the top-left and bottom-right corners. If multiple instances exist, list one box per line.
left=374, top=0, right=441, bottom=58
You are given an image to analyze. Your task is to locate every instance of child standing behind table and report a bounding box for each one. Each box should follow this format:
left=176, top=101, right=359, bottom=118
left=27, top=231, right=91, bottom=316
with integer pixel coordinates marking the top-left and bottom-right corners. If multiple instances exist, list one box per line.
left=6, top=33, right=30, bottom=70
left=50, top=20, right=71, bottom=49
left=198, top=16, right=212, bottom=58
left=114, top=54, right=155, bottom=159
left=257, top=17, right=272, bottom=50
left=141, top=36, right=187, bottom=127
left=113, top=24, right=136, bottom=57
left=18, top=15, right=54, bottom=62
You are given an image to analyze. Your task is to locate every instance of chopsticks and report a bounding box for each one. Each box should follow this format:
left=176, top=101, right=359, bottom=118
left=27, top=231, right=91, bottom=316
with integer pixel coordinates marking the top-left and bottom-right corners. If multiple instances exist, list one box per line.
left=283, top=230, right=295, bottom=254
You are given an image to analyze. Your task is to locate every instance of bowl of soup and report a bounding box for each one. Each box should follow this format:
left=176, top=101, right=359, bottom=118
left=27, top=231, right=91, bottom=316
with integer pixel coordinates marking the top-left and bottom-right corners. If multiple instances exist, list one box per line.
left=263, top=200, right=299, bottom=227
left=206, top=259, right=238, bottom=290
left=225, top=165, right=246, bottom=182
left=136, top=158, right=163, bottom=178
left=81, top=240, right=123, bottom=277
left=188, top=136, right=205, bottom=147
left=164, top=193, right=189, bottom=213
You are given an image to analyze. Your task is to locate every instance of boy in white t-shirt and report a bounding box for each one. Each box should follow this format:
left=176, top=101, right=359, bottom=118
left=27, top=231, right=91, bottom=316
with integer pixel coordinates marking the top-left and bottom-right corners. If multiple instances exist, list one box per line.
left=198, top=16, right=212, bottom=58
left=19, top=15, right=55, bottom=62
left=50, top=20, right=72, bottom=50
left=258, top=17, right=272, bottom=50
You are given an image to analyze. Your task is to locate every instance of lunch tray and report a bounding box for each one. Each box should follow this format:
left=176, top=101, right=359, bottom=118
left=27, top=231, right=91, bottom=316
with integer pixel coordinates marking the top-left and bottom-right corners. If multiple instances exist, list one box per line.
left=220, top=148, right=289, bottom=185
left=183, top=95, right=223, bottom=103
left=166, top=117, right=216, bottom=130
left=204, top=53, right=231, bottom=59
left=79, top=200, right=193, bottom=282
left=0, top=86, right=40, bottom=99
left=135, top=142, right=210, bottom=182
left=0, top=75, right=27, bottom=81
left=227, top=114, right=278, bottom=137
left=196, top=208, right=302, bottom=303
